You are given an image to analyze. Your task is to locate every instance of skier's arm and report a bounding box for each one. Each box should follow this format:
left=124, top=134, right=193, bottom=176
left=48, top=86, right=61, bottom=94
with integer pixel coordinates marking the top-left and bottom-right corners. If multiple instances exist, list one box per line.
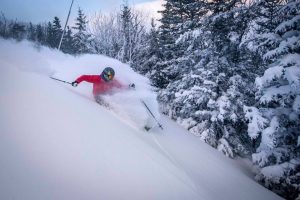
left=113, top=80, right=134, bottom=90
left=75, top=75, right=98, bottom=84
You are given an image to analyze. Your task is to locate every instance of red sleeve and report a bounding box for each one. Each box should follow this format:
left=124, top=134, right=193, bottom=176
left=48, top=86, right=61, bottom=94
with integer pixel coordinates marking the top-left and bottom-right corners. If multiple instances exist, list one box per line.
left=75, top=75, right=99, bottom=84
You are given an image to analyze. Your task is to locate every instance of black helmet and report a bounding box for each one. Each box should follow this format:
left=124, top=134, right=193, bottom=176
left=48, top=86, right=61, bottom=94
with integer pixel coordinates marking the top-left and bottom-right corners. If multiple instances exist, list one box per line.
left=101, top=67, right=115, bottom=82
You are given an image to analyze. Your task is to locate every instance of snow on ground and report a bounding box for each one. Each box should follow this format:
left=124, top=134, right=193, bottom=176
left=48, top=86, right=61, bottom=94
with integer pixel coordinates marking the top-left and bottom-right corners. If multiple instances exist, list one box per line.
left=0, top=39, right=282, bottom=200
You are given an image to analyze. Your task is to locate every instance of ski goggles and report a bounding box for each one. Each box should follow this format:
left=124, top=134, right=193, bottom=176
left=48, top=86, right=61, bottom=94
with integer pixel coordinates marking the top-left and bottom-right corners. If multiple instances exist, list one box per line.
left=102, top=72, right=114, bottom=81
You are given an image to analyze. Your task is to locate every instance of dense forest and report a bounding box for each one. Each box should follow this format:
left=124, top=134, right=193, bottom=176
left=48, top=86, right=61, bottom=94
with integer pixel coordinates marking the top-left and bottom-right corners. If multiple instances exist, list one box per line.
left=1, top=0, right=299, bottom=199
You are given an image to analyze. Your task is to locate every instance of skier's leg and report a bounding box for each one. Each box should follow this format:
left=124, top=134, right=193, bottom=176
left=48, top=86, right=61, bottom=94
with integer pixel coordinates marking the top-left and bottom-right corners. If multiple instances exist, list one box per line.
left=95, top=95, right=111, bottom=108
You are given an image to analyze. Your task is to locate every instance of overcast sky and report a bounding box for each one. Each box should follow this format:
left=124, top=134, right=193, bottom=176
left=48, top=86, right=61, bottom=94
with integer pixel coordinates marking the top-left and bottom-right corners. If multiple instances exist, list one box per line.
left=0, top=0, right=163, bottom=24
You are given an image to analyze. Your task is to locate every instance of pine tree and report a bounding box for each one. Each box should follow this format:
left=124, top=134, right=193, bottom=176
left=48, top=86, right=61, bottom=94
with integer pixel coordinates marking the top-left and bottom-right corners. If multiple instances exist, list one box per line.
left=36, top=24, right=46, bottom=45
left=150, top=0, right=212, bottom=89
left=148, top=19, right=160, bottom=59
left=132, top=19, right=161, bottom=75
left=156, top=5, right=259, bottom=157
left=119, top=4, right=132, bottom=62
left=61, top=26, right=75, bottom=54
left=52, top=16, right=63, bottom=46
left=10, top=21, right=26, bottom=41
left=0, top=13, right=9, bottom=38
left=27, top=23, right=36, bottom=42
left=157, top=0, right=181, bottom=60
left=149, top=1, right=184, bottom=88
left=248, top=1, right=300, bottom=198
left=207, top=0, right=242, bottom=14
left=73, top=8, right=91, bottom=54
left=46, top=17, right=63, bottom=48
left=183, top=0, right=209, bottom=29
left=46, top=22, right=53, bottom=47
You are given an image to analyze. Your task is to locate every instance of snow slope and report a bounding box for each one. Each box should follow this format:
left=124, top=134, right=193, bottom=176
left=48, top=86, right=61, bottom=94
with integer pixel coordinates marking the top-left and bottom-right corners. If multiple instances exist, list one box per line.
left=0, top=39, right=282, bottom=200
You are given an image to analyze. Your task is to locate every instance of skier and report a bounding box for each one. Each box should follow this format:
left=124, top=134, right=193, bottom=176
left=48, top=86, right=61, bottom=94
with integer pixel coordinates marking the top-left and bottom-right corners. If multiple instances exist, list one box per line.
left=71, top=67, right=135, bottom=105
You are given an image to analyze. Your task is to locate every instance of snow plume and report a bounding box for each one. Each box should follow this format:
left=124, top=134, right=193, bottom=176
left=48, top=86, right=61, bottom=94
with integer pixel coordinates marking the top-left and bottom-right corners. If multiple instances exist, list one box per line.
left=0, top=39, right=55, bottom=75
left=0, top=39, right=160, bottom=129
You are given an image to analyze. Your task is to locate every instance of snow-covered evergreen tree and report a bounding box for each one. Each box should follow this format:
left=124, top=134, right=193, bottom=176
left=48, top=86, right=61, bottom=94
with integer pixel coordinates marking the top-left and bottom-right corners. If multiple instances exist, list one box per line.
left=10, top=21, right=26, bottom=41
left=207, top=0, right=242, bottom=14
left=61, top=26, right=75, bottom=54
left=46, top=17, right=63, bottom=48
left=0, top=13, right=9, bottom=39
left=119, top=6, right=147, bottom=64
left=131, top=19, right=161, bottom=75
left=150, top=0, right=203, bottom=88
left=73, top=8, right=91, bottom=54
left=157, top=0, right=181, bottom=61
left=157, top=5, right=257, bottom=157
left=118, top=4, right=131, bottom=63
left=247, top=1, right=300, bottom=198
left=180, top=0, right=209, bottom=30
left=52, top=17, right=63, bottom=47
left=27, top=23, right=36, bottom=42
left=36, top=24, right=46, bottom=45
left=153, top=1, right=299, bottom=197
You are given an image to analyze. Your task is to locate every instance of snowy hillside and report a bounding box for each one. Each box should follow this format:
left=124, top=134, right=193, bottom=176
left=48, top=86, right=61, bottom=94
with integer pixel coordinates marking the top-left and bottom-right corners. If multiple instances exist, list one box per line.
left=0, top=39, right=282, bottom=200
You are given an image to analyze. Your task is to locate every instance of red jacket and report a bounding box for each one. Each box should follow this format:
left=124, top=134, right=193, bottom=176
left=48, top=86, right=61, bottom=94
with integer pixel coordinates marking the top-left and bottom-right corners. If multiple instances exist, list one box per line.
left=75, top=75, right=123, bottom=96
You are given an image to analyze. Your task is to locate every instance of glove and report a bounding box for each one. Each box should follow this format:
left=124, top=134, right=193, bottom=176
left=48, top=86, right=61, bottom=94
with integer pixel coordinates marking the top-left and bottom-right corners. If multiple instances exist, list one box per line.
left=71, top=81, right=78, bottom=87
left=129, top=83, right=135, bottom=89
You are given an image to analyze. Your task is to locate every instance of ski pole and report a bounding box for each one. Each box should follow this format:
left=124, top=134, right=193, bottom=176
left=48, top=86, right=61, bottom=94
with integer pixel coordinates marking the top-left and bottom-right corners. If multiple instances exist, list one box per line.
left=50, top=77, right=73, bottom=85
left=141, top=100, right=163, bottom=130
